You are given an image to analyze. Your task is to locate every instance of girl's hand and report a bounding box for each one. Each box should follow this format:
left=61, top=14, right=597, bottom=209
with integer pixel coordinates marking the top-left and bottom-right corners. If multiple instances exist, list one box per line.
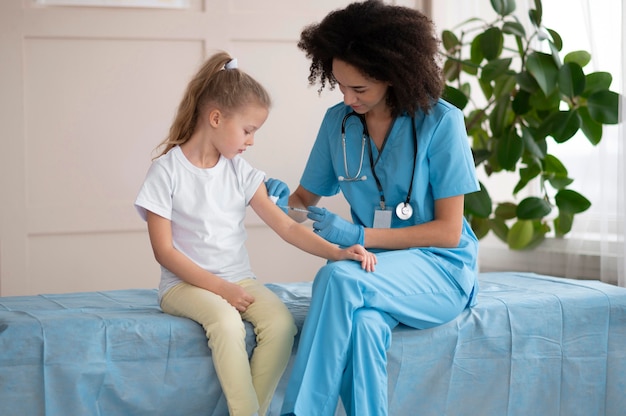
left=340, top=244, right=377, bottom=272
left=218, top=281, right=255, bottom=312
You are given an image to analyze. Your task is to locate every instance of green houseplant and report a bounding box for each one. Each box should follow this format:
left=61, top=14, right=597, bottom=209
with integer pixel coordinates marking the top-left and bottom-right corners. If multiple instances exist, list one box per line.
left=440, top=0, right=620, bottom=249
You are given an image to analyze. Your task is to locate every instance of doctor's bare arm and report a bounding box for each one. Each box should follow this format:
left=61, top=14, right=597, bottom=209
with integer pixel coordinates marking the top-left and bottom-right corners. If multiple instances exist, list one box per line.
left=287, top=185, right=322, bottom=223
left=365, top=194, right=465, bottom=249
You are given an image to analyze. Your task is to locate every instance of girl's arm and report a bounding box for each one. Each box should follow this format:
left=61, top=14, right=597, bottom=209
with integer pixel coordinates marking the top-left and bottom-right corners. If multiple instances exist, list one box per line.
left=146, top=211, right=255, bottom=311
left=249, top=184, right=376, bottom=272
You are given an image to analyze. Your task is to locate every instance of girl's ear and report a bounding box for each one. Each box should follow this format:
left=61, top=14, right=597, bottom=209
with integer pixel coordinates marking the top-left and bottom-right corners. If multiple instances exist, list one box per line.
left=208, top=108, right=222, bottom=128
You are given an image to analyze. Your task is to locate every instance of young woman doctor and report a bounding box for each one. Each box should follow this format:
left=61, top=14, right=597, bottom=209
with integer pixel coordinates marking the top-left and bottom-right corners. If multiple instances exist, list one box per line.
left=269, top=2, right=481, bottom=415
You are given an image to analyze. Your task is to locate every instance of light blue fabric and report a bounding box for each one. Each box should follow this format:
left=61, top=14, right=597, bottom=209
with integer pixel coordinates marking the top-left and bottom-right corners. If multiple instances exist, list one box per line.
left=1, top=273, right=625, bottom=416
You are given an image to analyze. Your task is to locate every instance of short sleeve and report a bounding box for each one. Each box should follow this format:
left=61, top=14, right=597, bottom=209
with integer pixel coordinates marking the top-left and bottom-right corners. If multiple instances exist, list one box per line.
left=231, top=156, right=265, bottom=205
left=134, top=162, right=173, bottom=222
left=427, top=104, right=479, bottom=199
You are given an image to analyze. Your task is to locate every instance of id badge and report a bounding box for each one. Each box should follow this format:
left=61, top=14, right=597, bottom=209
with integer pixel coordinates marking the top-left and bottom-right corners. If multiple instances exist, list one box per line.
left=373, top=208, right=392, bottom=228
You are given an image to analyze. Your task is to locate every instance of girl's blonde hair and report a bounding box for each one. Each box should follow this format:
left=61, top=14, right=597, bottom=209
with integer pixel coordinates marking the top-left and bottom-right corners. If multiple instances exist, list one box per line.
left=155, top=51, right=271, bottom=157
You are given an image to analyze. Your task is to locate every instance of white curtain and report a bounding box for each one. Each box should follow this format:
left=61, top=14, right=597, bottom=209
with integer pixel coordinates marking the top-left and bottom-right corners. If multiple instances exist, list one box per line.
left=538, top=0, right=624, bottom=287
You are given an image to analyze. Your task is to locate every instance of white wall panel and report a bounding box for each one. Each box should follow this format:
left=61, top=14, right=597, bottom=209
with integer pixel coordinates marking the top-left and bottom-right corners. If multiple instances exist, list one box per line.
left=24, top=37, right=203, bottom=234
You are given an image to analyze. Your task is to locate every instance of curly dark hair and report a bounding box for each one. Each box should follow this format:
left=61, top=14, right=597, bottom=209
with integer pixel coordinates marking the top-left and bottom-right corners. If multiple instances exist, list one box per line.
left=298, top=0, right=443, bottom=116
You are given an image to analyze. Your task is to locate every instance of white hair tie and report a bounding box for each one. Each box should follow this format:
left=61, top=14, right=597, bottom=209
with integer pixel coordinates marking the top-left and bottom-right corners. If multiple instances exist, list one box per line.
left=224, top=58, right=238, bottom=70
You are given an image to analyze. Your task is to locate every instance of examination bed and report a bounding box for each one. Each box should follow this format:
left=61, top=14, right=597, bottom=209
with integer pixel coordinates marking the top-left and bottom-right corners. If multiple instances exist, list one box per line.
left=1, top=271, right=625, bottom=416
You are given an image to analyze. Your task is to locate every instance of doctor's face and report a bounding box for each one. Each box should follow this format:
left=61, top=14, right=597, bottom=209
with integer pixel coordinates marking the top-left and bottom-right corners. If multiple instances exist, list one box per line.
left=332, top=58, right=390, bottom=115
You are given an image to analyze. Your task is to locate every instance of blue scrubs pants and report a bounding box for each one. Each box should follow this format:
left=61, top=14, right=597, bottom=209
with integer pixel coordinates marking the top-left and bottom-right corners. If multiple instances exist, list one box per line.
left=281, top=248, right=472, bottom=416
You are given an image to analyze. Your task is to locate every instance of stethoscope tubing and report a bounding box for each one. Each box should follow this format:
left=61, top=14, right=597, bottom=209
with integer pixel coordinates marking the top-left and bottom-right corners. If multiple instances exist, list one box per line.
left=339, top=112, right=368, bottom=182
left=339, top=110, right=418, bottom=220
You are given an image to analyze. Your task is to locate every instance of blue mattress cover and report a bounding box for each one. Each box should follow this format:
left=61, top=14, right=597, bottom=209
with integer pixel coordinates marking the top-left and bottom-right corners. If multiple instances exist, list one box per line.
left=1, top=272, right=625, bottom=416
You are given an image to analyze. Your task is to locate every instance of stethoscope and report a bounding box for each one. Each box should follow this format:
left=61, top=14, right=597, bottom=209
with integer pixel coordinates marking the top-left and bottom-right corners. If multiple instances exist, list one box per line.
left=339, top=111, right=417, bottom=221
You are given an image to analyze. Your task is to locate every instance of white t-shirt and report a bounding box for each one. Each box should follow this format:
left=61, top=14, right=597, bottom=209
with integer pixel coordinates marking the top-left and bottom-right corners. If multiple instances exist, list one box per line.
left=134, top=145, right=265, bottom=298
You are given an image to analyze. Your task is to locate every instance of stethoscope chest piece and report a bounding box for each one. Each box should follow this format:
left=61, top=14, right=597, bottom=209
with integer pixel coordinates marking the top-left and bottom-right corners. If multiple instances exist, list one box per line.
left=396, top=202, right=413, bottom=220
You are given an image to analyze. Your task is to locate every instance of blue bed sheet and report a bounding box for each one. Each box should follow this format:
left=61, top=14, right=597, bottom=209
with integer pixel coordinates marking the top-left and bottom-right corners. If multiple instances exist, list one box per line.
left=1, top=272, right=625, bottom=416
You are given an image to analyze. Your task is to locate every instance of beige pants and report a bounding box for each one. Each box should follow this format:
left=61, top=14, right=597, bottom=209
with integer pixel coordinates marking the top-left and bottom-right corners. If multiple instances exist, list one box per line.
left=161, top=278, right=297, bottom=416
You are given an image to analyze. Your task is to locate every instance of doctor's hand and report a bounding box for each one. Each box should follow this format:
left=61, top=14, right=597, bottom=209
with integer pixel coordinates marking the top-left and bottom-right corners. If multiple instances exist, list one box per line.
left=265, top=178, right=290, bottom=213
left=307, top=206, right=364, bottom=247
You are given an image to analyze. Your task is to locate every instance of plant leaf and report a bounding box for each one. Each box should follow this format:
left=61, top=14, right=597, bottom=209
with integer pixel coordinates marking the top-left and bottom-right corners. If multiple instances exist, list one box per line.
left=549, top=110, right=581, bottom=143
left=489, top=95, right=513, bottom=137
left=495, top=202, right=518, bottom=219
left=526, top=51, right=559, bottom=96
left=564, top=50, right=591, bottom=68
left=502, top=21, right=526, bottom=38
left=481, top=58, right=512, bottom=82
left=587, top=90, right=620, bottom=125
left=512, top=89, right=531, bottom=115
left=490, top=0, right=516, bottom=16
left=529, top=10, right=541, bottom=27
left=480, top=27, right=504, bottom=60
left=489, top=217, right=509, bottom=242
left=529, top=0, right=543, bottom=26
left=497, top=129, right=523, bottom=170
left=479, top=78, right=494, bottom=100
left=516, top=71, right=540, bottom=93
left=577, top=106, right=602, bottom=145
left=442, top=30, right=460, bottom=52
left=547, top=174, right=573, bottom=190
left=442, top=85, right=469, bottom=110
left=514, top=163, right=541, bottom=194
left=494, top=74, right=517, bottom=97
left=517, top=197, right=552, bottom=219
left=443, top=58, right=461, bottom=82
left=543, top=154, right=568, bottom=176
left=529, top=88, right=560, bottom=112
left=465, top=182, right=492, bottom=218
left=558, top=62, right=586, bottom=98
left=546, top=28, right=563, bottom=51
left=470, top=216, right=490, bottom=239
left=508, top=219, right=534, bottom=249
left=525, top=221, right=549, bottom=248
left=554, top=212, right=574, bottom=236
left=555, top=189, right=591, bottom=214
left=583, top=72, right=612, bottom=97
left=520, top=125, right=545, bottom=159
left=470, top=35, right=484, bottom=64
left=462, top=60, right=479, bottom=76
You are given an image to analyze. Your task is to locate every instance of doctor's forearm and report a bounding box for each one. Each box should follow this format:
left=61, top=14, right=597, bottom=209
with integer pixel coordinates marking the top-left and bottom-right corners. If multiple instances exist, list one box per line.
left=364, top=220, right=462, bottom=249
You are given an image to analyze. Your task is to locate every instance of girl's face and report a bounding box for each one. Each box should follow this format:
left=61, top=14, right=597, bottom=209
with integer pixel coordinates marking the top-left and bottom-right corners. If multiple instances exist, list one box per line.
left=213, top=103, right=269, bottom=159
left=332, top=58, right=390, bottom=115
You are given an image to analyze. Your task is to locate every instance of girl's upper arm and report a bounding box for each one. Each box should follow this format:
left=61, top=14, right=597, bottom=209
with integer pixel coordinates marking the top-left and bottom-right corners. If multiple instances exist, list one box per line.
left=146, top=211, right=173, bottom=257
left=249, top=183, right=291, bottom=232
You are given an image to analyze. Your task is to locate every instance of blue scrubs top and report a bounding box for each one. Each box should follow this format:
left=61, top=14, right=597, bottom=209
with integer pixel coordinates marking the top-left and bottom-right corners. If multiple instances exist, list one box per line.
left=300, top=99, right=480, bottom=298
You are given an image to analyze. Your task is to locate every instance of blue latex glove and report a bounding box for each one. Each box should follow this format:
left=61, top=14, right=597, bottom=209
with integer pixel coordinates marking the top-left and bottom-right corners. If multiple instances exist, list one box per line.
left=307, top=206, right=364, bottom=247
left=265, top=178, right=290, bottom=213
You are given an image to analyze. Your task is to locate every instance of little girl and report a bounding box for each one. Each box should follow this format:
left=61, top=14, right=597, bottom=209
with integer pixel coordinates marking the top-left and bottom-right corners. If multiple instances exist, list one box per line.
left=134, top=51, right=376, bottom=416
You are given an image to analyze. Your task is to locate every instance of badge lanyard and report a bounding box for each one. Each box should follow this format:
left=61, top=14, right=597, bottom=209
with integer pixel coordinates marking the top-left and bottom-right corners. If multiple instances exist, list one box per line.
left=367, top=117, right=417, bottom=221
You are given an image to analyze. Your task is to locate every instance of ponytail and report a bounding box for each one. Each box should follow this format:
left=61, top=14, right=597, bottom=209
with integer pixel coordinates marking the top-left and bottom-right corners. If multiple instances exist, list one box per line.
left=154, top=51, right=271, bottom=158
